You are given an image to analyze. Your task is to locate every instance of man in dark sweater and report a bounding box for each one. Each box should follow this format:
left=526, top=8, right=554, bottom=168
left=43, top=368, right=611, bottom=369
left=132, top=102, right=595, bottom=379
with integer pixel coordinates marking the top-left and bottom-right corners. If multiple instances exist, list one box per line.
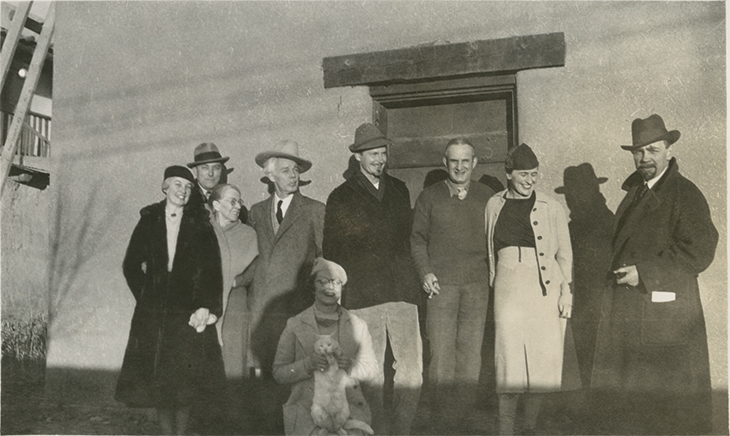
left=411, top=138, right=495, bottom=431
left=323, top=123, right=422, bottom=435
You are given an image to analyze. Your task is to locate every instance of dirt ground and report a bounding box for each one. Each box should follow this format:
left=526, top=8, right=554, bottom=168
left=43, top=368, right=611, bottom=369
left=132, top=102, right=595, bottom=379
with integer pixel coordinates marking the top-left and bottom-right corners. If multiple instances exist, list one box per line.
left=0, top=357, right=581, bottom=436
left=1, top=358, right=154, bottom=435
left=3, top=358, right=726, bottom=436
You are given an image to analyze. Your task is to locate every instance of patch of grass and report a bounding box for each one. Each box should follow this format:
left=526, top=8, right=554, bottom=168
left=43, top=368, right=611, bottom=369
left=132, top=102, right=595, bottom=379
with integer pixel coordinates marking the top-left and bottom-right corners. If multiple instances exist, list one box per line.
left=2, top=314, right=47, bottom=362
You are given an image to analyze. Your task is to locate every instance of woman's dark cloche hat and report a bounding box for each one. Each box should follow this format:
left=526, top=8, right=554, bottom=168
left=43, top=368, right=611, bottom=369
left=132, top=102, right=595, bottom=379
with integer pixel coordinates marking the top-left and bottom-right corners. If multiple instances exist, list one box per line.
left=349, top=123, right=392, bottom=152
left=255, top=140, right=313, bottom=173
left=187, top=142, right=230, bottom=168
left=164, top=165, right=196, bottom=185
left=621, top=114, right=680, bottom=151
left=505, top=143, right=539, bottom=171
left=554, top=163, right=608, bottom=194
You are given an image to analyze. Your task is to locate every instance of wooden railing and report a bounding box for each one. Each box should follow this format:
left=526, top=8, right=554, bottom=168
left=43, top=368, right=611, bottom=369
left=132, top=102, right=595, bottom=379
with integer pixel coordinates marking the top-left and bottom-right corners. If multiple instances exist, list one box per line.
left=1, top=111, right=51, bottom=157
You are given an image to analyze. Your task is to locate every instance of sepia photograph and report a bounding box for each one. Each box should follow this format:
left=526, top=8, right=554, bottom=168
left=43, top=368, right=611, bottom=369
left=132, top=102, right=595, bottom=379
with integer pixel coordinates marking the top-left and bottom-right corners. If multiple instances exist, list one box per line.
left=1, top=1, right=726, bottom=435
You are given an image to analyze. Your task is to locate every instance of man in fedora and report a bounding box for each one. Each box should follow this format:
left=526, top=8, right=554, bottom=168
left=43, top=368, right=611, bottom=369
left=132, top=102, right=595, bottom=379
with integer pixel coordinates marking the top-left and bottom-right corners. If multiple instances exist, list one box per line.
left=591, top=114, right=718, bottom=434
left=246, top=140, right=325, bottom=433
left=323, top=123, right=422, bottom=435
left=187, top=142, right=248, bottom=222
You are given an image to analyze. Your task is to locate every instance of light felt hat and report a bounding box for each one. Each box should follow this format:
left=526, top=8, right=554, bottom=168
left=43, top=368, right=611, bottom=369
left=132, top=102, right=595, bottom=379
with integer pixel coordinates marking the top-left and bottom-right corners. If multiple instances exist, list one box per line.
left=255, top=140, right=312, bottom=173
left=187, top=142, right=230, bottom=168
left=349, top=123, right=392, bottom=152
left=311, top=257, right=348, bottom=285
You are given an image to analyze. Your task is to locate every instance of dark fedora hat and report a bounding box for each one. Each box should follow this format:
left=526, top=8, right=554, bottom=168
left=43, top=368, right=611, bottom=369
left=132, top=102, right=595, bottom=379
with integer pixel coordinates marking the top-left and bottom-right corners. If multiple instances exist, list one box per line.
left=554, top=163, right=607, bottom=194
left=255, top=140, right=313, bottom=173
left=187, top=142, right=230, bottom=168
left=349, top=123, right=392, bottom=152
left=621, top=114, right=680, bottom=151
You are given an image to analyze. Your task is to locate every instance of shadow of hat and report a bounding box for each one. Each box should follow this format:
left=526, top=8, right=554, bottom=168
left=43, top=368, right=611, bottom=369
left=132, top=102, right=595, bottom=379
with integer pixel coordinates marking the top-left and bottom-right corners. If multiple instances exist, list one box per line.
left=259, top=176, right=311, bottom=186
left=423, top=169, right=449, bottom=189
left=554, top=163, right=608, bottom=194
left=478, top=174, right=505, bottom=193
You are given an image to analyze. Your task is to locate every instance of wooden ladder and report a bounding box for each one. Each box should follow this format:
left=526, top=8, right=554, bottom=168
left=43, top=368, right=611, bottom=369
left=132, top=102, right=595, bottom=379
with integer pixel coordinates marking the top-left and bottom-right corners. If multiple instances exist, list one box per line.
left=0, top=1, right=55, bottom=198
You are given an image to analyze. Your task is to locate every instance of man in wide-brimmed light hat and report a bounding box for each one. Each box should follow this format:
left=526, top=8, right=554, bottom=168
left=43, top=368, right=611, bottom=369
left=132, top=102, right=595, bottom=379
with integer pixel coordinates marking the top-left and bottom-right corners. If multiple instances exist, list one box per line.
left=592, top=114, right=718, bottom=434
left=322, top=123, right=423, bottom=435
left=246, top=139, right=325, bottom=434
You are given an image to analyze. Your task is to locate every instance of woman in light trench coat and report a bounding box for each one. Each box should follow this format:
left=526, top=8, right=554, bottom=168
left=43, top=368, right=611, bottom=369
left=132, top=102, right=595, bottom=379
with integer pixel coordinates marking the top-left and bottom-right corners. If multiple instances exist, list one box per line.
left=485, top=144, right=578, bottom=435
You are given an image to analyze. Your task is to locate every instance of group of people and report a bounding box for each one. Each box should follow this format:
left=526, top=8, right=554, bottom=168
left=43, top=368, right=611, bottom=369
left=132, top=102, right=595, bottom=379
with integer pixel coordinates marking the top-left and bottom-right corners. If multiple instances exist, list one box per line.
left=115, top=113, right=718, bottom=436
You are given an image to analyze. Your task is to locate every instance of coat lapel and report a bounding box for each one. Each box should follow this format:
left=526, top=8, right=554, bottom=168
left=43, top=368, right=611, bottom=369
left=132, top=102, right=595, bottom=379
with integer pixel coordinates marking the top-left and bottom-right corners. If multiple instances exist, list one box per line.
left=260, top=195, right=277, bottom=246
left=293, top=307, right=321, bottom=352
left=291, top=306, right=358, bottom=357
left=612, top=180, right=663, bottom=256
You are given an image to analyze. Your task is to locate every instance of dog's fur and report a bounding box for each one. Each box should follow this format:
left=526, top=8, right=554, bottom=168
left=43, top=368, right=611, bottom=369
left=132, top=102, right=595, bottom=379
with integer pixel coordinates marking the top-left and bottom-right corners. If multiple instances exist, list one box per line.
left=311, top=335, right=373, bottom=436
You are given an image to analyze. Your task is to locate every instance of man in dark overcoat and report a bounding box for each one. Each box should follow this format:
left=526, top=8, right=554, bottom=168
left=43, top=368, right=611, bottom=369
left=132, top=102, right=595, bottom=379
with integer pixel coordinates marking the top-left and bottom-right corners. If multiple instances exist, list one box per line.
left=247, top=140, right=325, bottom=433
left=323, top=123, right=422, bottom=435
left=187, top=142, right=248, bottom=222
left=591, top=114, right=718, bottom=435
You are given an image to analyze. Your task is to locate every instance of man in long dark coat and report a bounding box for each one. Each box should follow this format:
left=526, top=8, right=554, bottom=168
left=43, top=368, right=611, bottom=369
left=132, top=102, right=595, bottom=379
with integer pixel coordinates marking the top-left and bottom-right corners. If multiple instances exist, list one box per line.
left=591, top=114, right=718, bottom=435
left=323, top=123, right=422, bottom=435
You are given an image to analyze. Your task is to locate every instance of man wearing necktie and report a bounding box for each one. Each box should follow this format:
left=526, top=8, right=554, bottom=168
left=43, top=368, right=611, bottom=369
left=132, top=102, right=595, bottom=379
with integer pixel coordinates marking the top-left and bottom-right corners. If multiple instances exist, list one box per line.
left=410, top=138, right=496, bottom=432
left=247, top=140, right=325, bottom=433
left=187, top=142, right=248, bottom=222
left=592, top=114, right=718, bottom=435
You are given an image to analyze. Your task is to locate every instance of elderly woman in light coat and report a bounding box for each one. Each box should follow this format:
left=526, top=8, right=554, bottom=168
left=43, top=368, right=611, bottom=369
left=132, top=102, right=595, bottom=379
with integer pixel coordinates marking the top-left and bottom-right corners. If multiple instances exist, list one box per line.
left=485, top=144, right=577, bottom=435
left=208, top=183, right=258, bottom=377
left=273, top=258, right=378, bottom=435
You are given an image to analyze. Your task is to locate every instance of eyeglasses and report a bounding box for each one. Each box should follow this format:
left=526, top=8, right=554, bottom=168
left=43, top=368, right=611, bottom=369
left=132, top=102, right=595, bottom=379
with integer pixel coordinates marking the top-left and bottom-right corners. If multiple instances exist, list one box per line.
left=315, top=278, right=343, bottom=288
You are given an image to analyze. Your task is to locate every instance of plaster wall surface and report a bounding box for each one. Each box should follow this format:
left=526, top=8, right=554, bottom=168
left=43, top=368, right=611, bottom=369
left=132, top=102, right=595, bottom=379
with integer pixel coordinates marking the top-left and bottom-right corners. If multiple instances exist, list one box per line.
left=46, top=1, right=726, bottom=400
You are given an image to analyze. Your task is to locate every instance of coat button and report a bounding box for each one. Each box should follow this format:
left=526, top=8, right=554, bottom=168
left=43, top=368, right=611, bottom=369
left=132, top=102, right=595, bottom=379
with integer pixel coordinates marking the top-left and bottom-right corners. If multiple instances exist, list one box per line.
left=537, top=236, right=543, bottom=240
left=533, top=221, right=538, bottom=225
left=541, top=266, right=546, bottom=271
left=533, top=208, right=537, bottom=212
left=539, top=252, right=544, bottom=256
left=545, top=280, right=551, bottom=284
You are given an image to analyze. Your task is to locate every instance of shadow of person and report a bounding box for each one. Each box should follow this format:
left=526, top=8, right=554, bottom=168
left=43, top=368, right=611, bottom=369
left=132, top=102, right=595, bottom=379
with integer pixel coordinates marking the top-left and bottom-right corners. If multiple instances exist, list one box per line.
left=423, top=168, right=449, bottom=189
left=247, top=267, right=315, bottom=435
left=554, top=163, right=614, bottom=388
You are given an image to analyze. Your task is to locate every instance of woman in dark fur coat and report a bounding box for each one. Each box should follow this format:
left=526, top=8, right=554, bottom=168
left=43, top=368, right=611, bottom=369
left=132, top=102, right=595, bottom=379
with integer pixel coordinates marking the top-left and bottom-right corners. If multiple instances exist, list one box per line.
left=115, top=165, right=225, bottom=435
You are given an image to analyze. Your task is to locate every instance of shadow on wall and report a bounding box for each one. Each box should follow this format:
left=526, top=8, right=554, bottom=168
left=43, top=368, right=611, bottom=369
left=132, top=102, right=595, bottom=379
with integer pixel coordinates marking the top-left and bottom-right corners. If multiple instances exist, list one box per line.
left=43, top=182, right=124, bottom=409
left=554, top=163, right=614, bottom=387
left=47, top=183, right=119, bottom=325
